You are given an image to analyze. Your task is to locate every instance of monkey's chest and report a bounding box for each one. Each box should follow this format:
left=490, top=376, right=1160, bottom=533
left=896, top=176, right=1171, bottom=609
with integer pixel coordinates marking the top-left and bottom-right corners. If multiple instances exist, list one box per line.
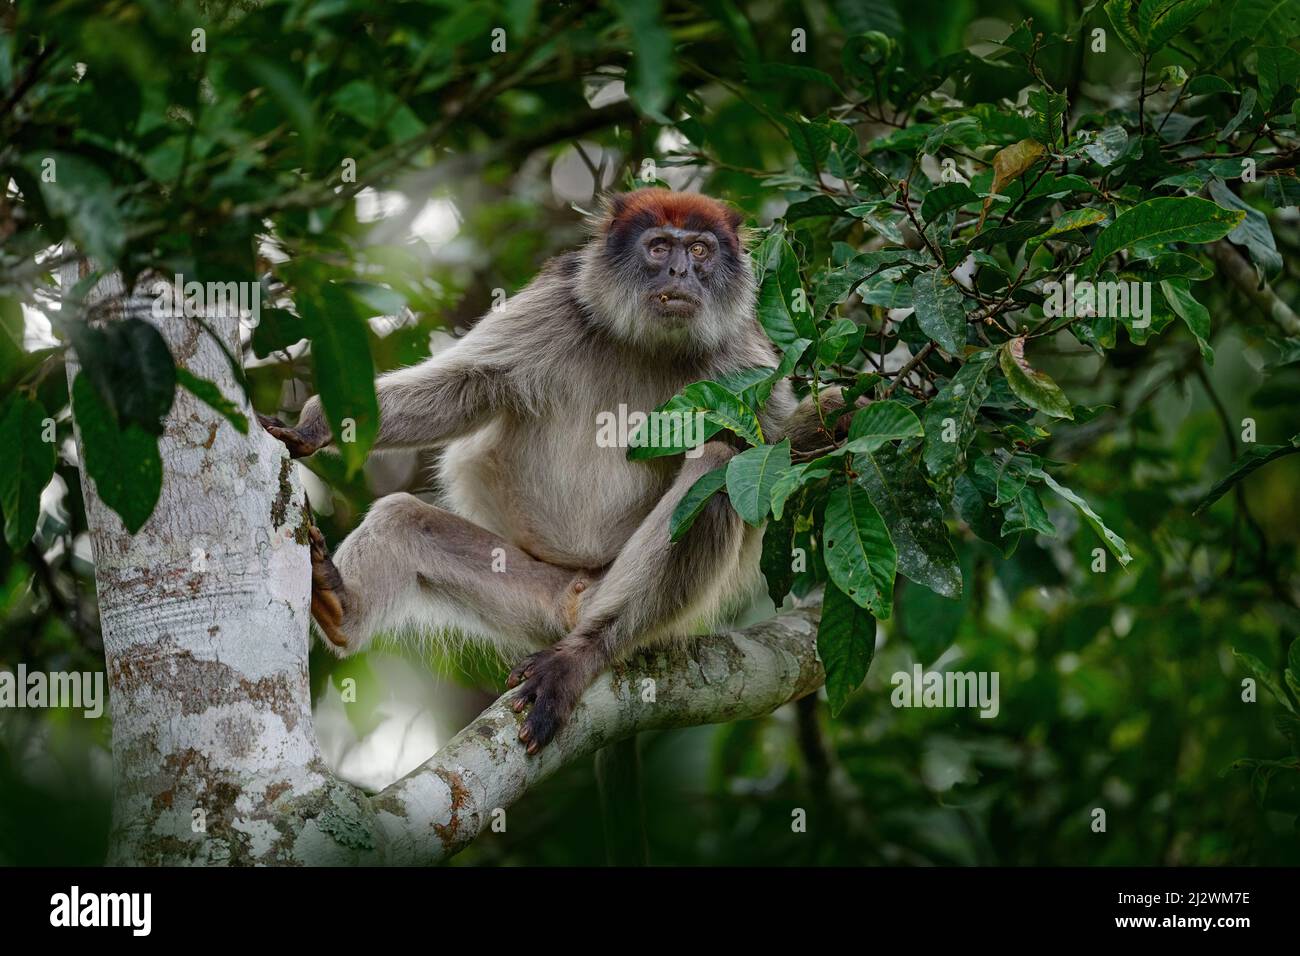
left=439, top=410, right=677, bottom=569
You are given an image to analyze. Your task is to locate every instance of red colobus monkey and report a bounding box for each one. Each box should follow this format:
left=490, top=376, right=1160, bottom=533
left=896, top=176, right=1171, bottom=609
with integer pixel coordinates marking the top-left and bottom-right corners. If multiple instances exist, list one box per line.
left=263, top=189, right=834, bottom=752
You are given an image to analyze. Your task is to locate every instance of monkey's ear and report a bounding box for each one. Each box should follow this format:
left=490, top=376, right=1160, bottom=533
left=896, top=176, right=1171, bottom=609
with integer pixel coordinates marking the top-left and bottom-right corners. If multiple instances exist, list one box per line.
left=722, top=204, right=744, bottom=235
left=603, top=192, right=630, bottom=225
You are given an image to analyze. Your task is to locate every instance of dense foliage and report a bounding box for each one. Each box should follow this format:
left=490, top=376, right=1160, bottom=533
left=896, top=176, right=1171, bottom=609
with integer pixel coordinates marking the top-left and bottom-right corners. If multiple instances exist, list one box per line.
left=1, top=0, right=1298, bottom=864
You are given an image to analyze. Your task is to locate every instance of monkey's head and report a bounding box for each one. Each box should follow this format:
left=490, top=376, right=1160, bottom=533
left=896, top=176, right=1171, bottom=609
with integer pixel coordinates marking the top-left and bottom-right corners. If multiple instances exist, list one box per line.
left=578, top=188, right=754, bottom=352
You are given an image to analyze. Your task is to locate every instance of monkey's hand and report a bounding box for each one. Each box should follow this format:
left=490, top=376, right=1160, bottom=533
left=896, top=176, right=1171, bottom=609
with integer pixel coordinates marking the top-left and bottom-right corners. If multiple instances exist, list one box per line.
left=258, top=414, right=325, bottom=459
left=507, top=637, right=600, bottom=755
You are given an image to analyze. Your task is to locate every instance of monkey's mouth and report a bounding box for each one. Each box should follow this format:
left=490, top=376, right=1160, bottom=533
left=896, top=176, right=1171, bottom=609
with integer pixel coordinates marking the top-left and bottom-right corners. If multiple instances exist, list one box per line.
left=650, top=291, right=700, bottom=316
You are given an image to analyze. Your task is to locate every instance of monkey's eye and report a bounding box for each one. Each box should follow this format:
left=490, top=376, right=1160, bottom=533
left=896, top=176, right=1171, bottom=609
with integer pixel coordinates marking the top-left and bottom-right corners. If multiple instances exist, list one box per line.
left=689, top=242, right=709, bottom=259
left=649, top=241, right=670, bottom=258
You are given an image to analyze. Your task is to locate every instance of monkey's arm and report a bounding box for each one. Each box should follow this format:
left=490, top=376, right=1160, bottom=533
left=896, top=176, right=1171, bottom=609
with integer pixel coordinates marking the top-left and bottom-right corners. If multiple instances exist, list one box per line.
left=262, top=349, right=520, bottom=458
left=507, top=440, right=747, bottom=750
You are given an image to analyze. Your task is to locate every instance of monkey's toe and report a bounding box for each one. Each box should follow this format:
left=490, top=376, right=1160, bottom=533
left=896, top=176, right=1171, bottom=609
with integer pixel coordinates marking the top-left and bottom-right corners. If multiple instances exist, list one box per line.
left=306, top=526, right=353, bottom=651
left=511, top=648, right=582, bottom=755
left=506, top=650, right=546, bottom=689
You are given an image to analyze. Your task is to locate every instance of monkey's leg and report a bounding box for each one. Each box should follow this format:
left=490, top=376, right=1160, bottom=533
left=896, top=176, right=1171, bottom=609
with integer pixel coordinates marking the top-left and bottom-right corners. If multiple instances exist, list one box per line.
left=311, top=492, right=595, bottom=657
left=509, top=441, right=748, bottom=754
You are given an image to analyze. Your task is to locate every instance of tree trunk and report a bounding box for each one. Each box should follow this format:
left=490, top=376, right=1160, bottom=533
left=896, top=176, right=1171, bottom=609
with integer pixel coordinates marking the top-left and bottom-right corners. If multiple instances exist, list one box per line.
left=63, top=267, right=825, bottom=866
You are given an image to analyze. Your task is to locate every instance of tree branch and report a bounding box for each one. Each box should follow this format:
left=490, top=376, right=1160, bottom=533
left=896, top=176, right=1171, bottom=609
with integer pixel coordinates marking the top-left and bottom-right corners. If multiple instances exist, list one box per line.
left=1208, top=240, right=1300, bottom=336
left=356, top=606, right=822, bottom=864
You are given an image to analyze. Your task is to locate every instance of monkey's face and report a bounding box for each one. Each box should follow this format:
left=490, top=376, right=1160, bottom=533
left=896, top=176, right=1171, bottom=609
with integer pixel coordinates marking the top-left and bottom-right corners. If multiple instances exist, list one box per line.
left=582, top=188, right=755, bottom=352
left=639, top=226, right=720, bottom=321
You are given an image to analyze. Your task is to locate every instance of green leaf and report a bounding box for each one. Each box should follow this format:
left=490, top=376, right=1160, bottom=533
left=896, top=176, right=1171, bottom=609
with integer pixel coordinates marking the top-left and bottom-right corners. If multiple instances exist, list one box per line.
left=817, top=581, right=877, bottom=716
left=0, top=394, right=56, bottom=550
left=1001, top=485, right=1057, bottom=537
left=71, top=373, right=162, bottom=534
left=844, top=400, right=924, bottom=452
left=911, top=269, right=967, bottom=354
left=1256, top=46, right=1300, bottom=110
left=817, top=317, right=865, bottom=365
left=1138, top=0, right=1212, bottom=53
left=610, top=0, right=675, bottom=114
left=823, top=479, right=897, bottom=618
left=783, top=116, right=833, bottom=174
left=923, top=350, right=996, bottom=485
left=921, top=183, right=979, bottom=223
left=1082, top=197, right=1245, bottom=274
left=67, top=318, right=177, bottom=436
left=1105, top=0, right=1145, bottom=54
left=756, top=237, right=813, bottom=346
left=1028, top=89, right=1067, bottom=146
left=855, top=444, right=962, bottom=598
left=0, top=295, right=25, bottom=384
left=1230, top=0, right=1300, bottom=42
left=955, top=471, right=1020, bottom=557
left=1026, top=207, right=1107, bottom=251
left=999, top=337, right=1073, bottom=420
left=771, top=464, right=831, bottom=520
left=1081, top=125, right=1130, bottom=167
left=974, top=451, right=1038, bottom=505
left=26, top=152, right=125, bottom=267
left=176, top=368, right=249, bottom=434
left=298, top=284, right=379, bottom=477
left=1219, top=89, right=1258, bottom=141
left=1159, top=278, right=1213, bottom=363
left=681, top=381, right=765, bottom=446
left=1038, top=471, right=1133, bottom=566
left=761, top=506, right=797, bottom=608
left=669, top=465, right=728, bottom=542
left=726, top=440, right=792, bottom=526
left=1194, top=435, right=1300, bottom=514
left=1209, top=179, right=1283, bottom=278
left=813, top=250, right=927, bottom=317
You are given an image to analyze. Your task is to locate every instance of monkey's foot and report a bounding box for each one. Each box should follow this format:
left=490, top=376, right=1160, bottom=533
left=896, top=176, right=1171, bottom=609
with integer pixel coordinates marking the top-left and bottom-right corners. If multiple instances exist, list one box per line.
left=508, top=645, right=588, bottom=755
left=307, top=526, right=354, bottom=652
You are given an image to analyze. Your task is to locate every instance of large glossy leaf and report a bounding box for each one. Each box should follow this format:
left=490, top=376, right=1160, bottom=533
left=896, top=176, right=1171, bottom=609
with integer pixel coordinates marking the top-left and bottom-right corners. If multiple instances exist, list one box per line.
left=911, top=268, right=966, bottom=354
left=817, top=581, right=877, bottom=716
left=920, top=183, right=978, bottom=223
left=725, top=440, right=792, bottom=526
left=845, top=400, right=924, bottom=451
left=855, top=444, right=962, bottom=598
left=755, top=237, right=813, bottom=346
left=0, top=394, right=56, bottom=549
left=71, top=373, right=162, bottom=534
left=823, top=479, right=897, bottom=618
left=1082, top=197, right=1244, bottom=273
